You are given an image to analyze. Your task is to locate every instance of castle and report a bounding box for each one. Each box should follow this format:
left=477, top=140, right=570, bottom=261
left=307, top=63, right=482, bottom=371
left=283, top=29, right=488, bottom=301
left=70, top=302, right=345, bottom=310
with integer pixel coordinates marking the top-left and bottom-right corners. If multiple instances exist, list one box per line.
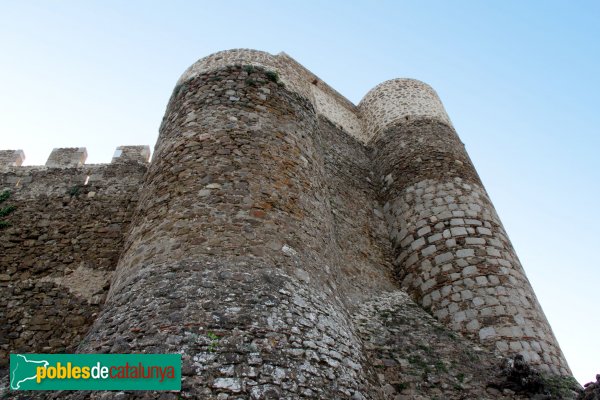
left=0, top=49, right=574, bottom=398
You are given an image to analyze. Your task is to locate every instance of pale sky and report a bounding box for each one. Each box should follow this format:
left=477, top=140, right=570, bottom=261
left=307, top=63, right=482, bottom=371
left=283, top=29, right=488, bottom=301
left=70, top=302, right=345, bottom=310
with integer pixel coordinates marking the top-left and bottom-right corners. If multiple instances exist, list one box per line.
left=1, top=1, right=599, bottom=385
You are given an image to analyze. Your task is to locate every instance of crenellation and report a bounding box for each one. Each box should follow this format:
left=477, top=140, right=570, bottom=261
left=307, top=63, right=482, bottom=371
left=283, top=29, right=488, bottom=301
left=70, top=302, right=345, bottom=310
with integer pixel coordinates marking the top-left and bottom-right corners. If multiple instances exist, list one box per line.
left=1, top=145, right=149, bottom=171
left=0, top=49, right=576, bottom=399
left=111, top=145, right=151, bottom=164
left=0, top=150, right=25, bottom=167
left=45, top=147, right=87, bottom=167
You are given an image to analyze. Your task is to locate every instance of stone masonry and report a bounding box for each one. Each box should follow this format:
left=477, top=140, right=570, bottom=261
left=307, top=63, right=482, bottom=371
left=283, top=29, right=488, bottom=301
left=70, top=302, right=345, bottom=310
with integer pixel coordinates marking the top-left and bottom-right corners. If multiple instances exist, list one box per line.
left=0, top=49, right=574, bottom=399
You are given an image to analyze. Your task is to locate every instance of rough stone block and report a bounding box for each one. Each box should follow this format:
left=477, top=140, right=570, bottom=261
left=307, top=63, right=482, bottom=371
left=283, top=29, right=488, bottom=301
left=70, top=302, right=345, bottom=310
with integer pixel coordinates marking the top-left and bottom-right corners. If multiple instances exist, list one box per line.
left=479, top=326, right=496, bottom=340
left=462, top=265, right=478, bottom=276
left=435, top=252, right=454, bottom=265
left=411, top=237, right=426, bottom=250
left=111, top=145, right=151, bottom=164
left=421, top=245, right=436, bottom=257
left=450, top=227, right=468, bottom=236
left=417, top=225, right=431, bottom=237
left=0, top=149, right=25, bottom=166
left=477, top=227, right=492, bottom=236
left=466, top=319, right=480, bottom=331
left=465, top=237, right=486, bottom=245
left=46, top=147, right=87, bottom=167
left=428, top=233, right=443, bottom=243
left=456, top=249, right=474, bottom=258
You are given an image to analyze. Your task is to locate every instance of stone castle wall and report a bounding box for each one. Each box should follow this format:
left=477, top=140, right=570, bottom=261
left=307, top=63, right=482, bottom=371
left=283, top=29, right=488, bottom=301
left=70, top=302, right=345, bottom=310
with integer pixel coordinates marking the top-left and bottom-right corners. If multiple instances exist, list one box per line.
left=0, top=49, right=573, bottom=398
left=0, top=147, right=148, bottom=369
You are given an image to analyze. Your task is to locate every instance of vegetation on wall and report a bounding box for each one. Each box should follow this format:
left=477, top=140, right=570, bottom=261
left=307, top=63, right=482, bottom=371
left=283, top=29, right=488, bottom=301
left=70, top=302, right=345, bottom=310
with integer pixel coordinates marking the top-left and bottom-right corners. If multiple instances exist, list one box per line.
left=0, top=190, right=16, bottom=229
left=68, top=185, right=82, bottom=197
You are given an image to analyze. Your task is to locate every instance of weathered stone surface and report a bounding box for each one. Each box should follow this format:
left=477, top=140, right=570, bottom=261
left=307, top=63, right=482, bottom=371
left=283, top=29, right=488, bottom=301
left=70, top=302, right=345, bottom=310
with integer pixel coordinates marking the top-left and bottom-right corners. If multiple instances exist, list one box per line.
left=0, top=150, right=25, bottom=167
left=0, top=161, right=147, bottom=370
left=580, top=374, right=600, bottom=400
left=487, top=355, right=581, bottom=399
left=45, top=147, right=87, bottom=167
left=0, top=49, right=579, bottom=398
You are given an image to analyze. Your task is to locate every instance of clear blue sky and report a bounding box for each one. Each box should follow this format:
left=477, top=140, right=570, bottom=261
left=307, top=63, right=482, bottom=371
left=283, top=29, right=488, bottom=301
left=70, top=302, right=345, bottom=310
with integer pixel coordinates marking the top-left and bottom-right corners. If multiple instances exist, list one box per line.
left=1, top=0, right=598, bottom=384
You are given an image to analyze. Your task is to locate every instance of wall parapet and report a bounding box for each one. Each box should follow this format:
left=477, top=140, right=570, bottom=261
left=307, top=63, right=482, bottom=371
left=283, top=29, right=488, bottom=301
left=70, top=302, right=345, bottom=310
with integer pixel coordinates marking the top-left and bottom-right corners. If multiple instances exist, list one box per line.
left=359, top=78, right=453, bottom=142
left=111, top=145, right=151, bottom=164
left=176, top=49, right=456, bottom=144
left=176, top=49, right=365, bottom=141
left=46, top=147, right=88, bottom=167
left=0, top=145, right=150, bottom=170
left=0, top=150, right=25, bottom=167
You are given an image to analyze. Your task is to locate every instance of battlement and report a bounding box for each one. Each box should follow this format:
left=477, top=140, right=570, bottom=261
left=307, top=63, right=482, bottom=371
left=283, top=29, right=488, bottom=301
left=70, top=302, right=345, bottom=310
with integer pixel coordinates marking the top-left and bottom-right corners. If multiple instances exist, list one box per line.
left=0, top=145, right=150, bottom=199
left=111, top=145, right=151, bottom=164
left=176, top=49, right=451, bottom=144
left=0, top=145, right=150, bottom=169
left=0, top=150, right=25, bottom=167
left=45, top=147, right=88, bottom=167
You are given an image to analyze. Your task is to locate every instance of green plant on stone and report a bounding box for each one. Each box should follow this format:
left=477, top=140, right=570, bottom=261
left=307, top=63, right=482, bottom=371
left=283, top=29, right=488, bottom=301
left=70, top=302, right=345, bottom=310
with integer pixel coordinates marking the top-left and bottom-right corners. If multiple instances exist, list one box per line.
left=396, top=382, right=408, bottom=391
left=68, top=185, right=81, bottom=197
left=435, top=360, right=448, bottom=372
left=0, top=190, right=16, bottom=229
left=0, top=204, right=15, bottom=218
left=243, top=65, right=255, bottom=74
left=207, top=332, right=219, bottom=353
left=0, top=190, right=9, bottom=203
left=265, top=70, right=279, bottom=83
left=540, top=374, right=580, bottom=398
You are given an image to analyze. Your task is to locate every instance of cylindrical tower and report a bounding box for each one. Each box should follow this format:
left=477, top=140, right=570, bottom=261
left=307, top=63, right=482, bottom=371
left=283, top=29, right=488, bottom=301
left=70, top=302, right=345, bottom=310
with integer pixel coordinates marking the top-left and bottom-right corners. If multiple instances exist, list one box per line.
left=361, top=79, right=570, bottom=376
left=75, top=50, right=382, bottom=398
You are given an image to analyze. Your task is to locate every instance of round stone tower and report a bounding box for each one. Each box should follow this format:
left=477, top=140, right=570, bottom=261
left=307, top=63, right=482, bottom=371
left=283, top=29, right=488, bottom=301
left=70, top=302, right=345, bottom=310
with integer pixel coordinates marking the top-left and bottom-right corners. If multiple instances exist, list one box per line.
left=360, top=79, right=570, bottom=375
left=76, top=50, right=383, bottom=398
